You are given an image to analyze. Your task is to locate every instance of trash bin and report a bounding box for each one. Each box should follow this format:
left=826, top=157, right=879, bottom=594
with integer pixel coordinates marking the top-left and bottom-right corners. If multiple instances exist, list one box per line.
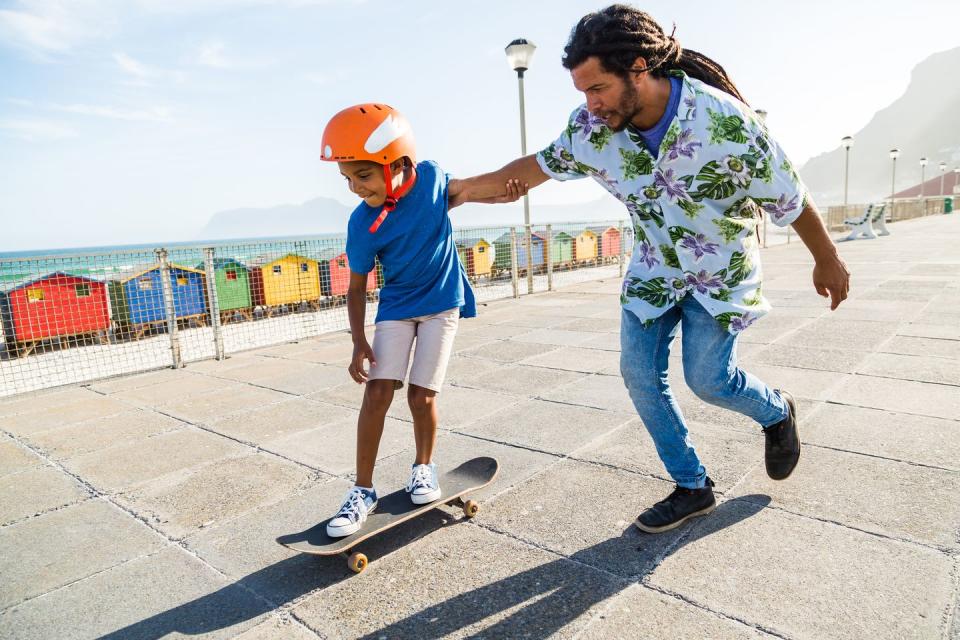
left=946, top=197, right=954, bottom=214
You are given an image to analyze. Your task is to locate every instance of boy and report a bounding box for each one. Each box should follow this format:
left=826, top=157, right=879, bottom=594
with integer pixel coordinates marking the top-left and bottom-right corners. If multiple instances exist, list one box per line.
left=320, top=104, right=524, bottom=537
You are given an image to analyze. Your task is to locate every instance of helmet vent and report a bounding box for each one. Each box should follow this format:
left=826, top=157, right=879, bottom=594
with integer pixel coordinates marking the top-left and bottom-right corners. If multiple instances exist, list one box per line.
left=359, top=107, right=367, bottom=114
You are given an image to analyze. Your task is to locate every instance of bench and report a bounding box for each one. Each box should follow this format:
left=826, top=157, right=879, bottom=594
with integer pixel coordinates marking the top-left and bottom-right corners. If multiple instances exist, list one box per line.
left=843, top=203, right=878, bottom=240
left=869, top=202, right=890, bottom=236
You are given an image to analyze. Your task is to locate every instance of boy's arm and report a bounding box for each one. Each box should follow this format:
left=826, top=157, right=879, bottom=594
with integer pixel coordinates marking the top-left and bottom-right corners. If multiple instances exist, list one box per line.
left=789, top=202, right=850, bottom=310
left=346, top=271, right=376, bottom=384
left=448, top=155, right=550, bottom=209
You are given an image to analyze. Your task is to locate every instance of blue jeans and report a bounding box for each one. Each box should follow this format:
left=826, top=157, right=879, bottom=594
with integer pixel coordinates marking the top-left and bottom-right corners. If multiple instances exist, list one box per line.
left=619, top=297, right=788, bottom=489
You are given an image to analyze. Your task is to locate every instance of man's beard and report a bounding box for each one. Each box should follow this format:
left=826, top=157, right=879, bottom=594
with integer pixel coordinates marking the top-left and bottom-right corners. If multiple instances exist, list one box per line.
left=606, top=80, right=643, bottom=132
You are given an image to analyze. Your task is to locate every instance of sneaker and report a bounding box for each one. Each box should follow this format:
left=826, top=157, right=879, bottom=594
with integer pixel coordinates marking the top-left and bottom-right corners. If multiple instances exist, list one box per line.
left=406, top=463, right=442, bottom=505
left=764, top=389, right=800, bottom=480
left=635, top=477, right=716, bottom=533
left=326, top=487, right=377, bottom=538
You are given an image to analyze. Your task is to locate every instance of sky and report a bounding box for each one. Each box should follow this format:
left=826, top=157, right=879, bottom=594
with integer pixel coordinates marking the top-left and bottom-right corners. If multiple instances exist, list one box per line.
left=1, top=0, right=959, bottom=251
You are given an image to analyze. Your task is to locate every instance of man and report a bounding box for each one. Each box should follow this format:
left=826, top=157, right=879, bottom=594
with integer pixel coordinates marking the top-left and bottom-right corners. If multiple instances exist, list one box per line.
left=450, top=4, right=850, bottom=532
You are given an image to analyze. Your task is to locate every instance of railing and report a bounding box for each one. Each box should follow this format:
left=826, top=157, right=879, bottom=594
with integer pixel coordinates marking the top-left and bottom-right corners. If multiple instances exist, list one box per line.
left=0, top=221, right=630, bottom=397
left=824, top=197, right=953, bottom=231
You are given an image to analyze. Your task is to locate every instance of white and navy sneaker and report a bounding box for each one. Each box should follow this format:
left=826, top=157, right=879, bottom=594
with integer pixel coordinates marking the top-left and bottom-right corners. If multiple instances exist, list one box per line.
left=326, top=487, right=377, bottom=538
left=406, top=463, right=442, bottom=505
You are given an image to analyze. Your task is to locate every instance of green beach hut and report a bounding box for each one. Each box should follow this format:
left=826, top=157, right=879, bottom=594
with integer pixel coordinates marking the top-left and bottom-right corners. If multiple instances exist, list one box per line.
left=548, top=231, right=575, bottom=267
left=199, top=258, right=252, bottom=322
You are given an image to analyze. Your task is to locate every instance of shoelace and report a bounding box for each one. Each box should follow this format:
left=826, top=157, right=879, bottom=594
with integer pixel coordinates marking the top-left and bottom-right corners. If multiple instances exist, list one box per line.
left=335, top=488, right=368, bottom=523
left=408, top=465, right=434, bottom=492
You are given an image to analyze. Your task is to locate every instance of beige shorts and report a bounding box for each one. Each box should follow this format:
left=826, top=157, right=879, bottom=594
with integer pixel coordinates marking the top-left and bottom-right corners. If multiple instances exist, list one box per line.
left=368, top=307, right=460, bottom=392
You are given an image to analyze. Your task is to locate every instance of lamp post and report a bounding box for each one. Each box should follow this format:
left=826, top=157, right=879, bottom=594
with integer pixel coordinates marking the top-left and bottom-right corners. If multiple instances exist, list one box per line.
left=939, top=161, right=947, bottom=198
left=889, top=149, right=900, bottom=220
left=841, top=136, right=854, bottom=207
left=919, top=157, right=928, bottom=204
left=505, top=38, right=536, bottom=294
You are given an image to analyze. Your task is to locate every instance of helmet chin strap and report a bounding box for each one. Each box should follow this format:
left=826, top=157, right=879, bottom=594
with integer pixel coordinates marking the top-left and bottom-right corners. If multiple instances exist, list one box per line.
left=368, top=161, right=417, bottom=233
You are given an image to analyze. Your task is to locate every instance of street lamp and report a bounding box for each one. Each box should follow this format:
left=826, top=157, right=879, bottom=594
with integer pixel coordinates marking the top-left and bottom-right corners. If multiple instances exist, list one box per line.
left=939, top=161, right=947, bottom=197
left=889, top=149, right=900, bottom=219
left=919, top=157, right=928, bottom=202
left=841, top=136, right=854, bottom=206
left=505, top=38, right=536, bottom=293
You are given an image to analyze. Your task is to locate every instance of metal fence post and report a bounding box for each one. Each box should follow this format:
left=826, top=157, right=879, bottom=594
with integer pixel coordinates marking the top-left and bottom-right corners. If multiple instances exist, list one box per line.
left=202, top=247, right=225, bottom=361
left=509, top=227, right=520, bottom=299
left=156, top=248, right=183, bottom=369
left=618, top=221, right=625, bottom=278
left=545, top=224, right=553, bottom=292
left=524, top=224, right=534, bottom=294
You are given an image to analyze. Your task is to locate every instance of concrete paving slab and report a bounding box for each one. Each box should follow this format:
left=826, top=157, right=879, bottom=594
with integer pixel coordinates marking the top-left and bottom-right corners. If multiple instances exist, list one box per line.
left=0, top=465, right=89, bottom=525
left=735, top=314, right=812, bottom=345
left=240, top=364, right=350, bottom=397
left=830, top=374, right=960, bottom=420
left=880, top=334, right=960, bottom=360
left=857, top=352, right=960, bottom=386
left=467, top=363, right=589, bottom=398
left=483, top=459, right=681, bottom=578
left=0, top=386, right=100, bottom=418
left=0, top=499, right=163, bottom=609
left=578, top=584, right=773, bottom=639
left=22, top=408, right=182, bottom=460
left=458, top=339, right=560, bottom=363
left=575, top=419, right=762, bottom=494
left=0, top=437, right=40, bottom=476
left=647, top=500, right=954, bottom=640
left=580, top=331, right=622, bottom=351
left=291, top=524, right=625, bottom=640
left=0, top=546, right=269, bottom=640
left=206, top=397, right=355, bottom=444
left=538, top=372, right=636, bottom=413
left=511, top=327, right=604, bottom=347
left=109, top=373, right=231, bottom=406
left=85, top=367, right=186, bottom=394
left=899, top=321, right=960, bottom=341
left=232, top=617, right=319, bottom=640
left=456, top=322, right=536, bottom=340
left=553, top=316, right=621, bottom=333
left=63, top=428, right=249, bottom=493
left=0, top=394, right=131, bottom=437
left=750, top=343, right=870, bottom=374
left=386, top=384, right=522, bottom=430
left=304, top=380, right=364, bottom=410
left=802, top=402, right=960, bottom=471
left=777, top=317, right=898, bottom=352
left=274, top=341, right=354, bottom=365
left=459, top=398, right=633, bottom=456
left=162, top=385, right=292, bottom=424
left=442, top=353, right=503, bottom=386
left=519, top=345, right=621, bottom=374
left=116, top=452, right=313, bottom=539
left=733, top=445, right=960, bottom=548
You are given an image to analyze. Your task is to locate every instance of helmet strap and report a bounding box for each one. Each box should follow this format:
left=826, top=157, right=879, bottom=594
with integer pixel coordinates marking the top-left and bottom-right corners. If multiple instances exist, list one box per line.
left=368, top=160, right=418, bottom=233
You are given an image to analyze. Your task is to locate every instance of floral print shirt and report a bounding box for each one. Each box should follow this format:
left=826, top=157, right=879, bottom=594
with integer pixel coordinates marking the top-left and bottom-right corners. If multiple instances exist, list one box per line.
left=536, top=72, right=808, bottom=333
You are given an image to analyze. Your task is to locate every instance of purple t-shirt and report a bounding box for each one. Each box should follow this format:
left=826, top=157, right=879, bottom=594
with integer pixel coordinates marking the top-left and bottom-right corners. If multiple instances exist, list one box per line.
left=633, top=75, right=683, bottom=157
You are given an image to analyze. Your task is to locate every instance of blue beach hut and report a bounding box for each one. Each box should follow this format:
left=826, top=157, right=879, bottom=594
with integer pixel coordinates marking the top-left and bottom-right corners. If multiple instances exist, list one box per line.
left=109, top=264, right=208, bottom=339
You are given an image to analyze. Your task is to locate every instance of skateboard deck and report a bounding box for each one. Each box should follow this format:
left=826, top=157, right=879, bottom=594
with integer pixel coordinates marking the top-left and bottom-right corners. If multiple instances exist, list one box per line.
left=276, top=456, right=499, bottom=573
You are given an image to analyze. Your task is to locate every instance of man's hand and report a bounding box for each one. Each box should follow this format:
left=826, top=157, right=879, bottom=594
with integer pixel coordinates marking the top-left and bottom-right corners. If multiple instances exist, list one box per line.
left=478, top=178, right=529, bottom=204
left=348, top=341, right=377, bottom=384
left=812, top=254, right=850, bottom=310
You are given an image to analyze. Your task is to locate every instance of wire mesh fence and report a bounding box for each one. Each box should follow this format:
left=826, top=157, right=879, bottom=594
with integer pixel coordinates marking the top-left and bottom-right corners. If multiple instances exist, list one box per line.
left=0, top=221, right=629, bottom=397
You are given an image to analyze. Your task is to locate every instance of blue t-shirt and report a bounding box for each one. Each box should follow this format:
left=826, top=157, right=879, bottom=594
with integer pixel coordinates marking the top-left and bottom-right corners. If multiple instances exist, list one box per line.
left=634, top=75, right=682, bottom=157
left=346, top=160, right=476, bottom=323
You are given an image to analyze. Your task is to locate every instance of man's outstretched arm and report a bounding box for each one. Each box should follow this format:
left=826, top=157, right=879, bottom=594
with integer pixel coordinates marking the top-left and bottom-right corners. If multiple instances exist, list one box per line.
left=448, top=155, right=550, bottom=208
left=789, top=202, right=850, bottom=310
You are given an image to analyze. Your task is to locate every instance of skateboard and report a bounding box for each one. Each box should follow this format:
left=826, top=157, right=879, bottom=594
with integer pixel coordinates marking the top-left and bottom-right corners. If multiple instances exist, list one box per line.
left=276, top=456, right=499, bottom=574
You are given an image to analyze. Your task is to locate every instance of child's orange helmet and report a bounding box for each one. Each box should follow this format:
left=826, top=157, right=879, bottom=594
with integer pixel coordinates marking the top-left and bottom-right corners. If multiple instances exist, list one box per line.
left=320, top=103, right=417, bottom=165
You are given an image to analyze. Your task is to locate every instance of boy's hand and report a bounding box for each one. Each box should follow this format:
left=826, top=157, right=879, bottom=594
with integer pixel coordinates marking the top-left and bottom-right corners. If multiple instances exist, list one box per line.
left=349, top=341, right=377, bottom=384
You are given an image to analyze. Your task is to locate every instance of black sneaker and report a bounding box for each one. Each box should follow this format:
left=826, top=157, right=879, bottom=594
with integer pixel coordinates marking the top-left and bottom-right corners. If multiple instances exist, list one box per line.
left=635, top=477, right=716, bottom=533
left=764, top=389, right=800, bottom=480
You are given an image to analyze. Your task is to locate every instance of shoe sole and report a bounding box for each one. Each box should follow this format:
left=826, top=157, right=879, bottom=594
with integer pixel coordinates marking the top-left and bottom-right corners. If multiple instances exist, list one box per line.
left=410, top=489, right=442, bottom=505
left=634, top=502, right=717, bottom=534
left=769, top=391, right=801, bottom=481
left=326, top=502, right=378, bottom=538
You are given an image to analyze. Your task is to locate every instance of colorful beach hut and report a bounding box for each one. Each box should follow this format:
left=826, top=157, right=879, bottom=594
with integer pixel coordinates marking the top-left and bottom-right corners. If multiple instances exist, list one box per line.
left=547, top=231, right=575, bottom=268
left=574, top=229, right=599, bottom=264
left=455, top=236, right=492, bottom=279
left=108, top=264, right=208, bottom=339
left=493, top=232, right=545, bottom=275
left=588, top=226, right=623, bottom=263
left=0, top=272, right=110, bottom=357
left=197, top=258, right=253, bottom=322
left=248, top=253, right=321, bottom=313
left=317, top=248, right=378, bottom=298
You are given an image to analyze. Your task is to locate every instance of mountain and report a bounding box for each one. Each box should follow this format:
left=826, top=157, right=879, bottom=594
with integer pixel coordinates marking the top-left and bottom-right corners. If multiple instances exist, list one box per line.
left=800, top=47, right=960, bottom=206
left=199, top=195, right=627, bottom=240
left=200, top=196, right=353, bottom=239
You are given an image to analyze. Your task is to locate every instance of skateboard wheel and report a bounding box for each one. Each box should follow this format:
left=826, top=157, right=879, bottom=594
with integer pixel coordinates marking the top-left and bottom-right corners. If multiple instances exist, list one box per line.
left=348, top=552, right=367, bottom=574
left=463, top=500, right=479, bottom=518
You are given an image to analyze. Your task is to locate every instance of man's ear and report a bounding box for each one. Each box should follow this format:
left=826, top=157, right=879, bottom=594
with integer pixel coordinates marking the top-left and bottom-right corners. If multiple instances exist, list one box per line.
left=631, top=56, right=649, bottom=73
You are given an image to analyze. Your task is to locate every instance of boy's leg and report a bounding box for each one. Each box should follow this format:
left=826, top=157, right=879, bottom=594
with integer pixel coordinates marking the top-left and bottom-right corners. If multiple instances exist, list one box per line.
left=355, top=319, right=417, bottom=487
left=408, top=384, right=438, bottom=464
left=407, top=307, right=459, bottom=461
left=620, top=306, right=707, bottom=489
left=678, top=298, right=787, bottom=427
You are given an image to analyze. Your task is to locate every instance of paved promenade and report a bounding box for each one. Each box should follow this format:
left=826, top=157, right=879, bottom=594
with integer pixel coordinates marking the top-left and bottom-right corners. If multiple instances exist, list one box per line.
left=1, top=214, right=958, bottom=640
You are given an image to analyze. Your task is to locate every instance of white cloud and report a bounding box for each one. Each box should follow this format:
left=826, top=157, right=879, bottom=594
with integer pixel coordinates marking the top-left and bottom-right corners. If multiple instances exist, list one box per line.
left=197, top=39, right=231, bottom=69
left=0, top=0, right=117, bottom=58
left=112, top=51, right=185, bottom=86
left=51, top=103, right=174, bottom=123
left=0, top=118, right=79, bottom=141
left=113, top=51, right=149, bottom=78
